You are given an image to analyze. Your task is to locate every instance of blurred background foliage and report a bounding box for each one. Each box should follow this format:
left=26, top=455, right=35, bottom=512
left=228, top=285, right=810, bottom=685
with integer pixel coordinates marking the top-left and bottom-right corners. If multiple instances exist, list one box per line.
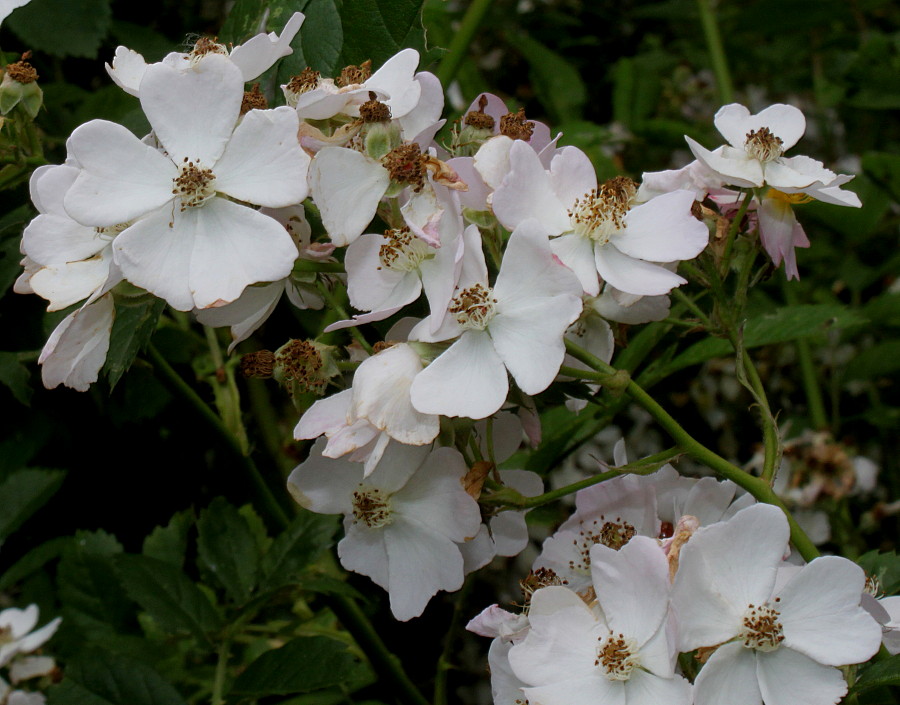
left=0, top=0, right=899, bottom=703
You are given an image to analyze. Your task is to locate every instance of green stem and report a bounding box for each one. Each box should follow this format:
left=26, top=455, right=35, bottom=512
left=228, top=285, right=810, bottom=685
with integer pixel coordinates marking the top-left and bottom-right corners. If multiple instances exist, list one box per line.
left=293, top=260, right=346, bottom=273
left=563, top=338, right=820, bottom=561
left=782, top=281, right=829, bottom=430
left=739, top=349, right=780, bottom=485
left=435, top=0, right=493, bottom=87
left=720, top=190, right=752, bottom=277
left=670, top=288, right=715, bottom=331
left=434, top=577, right=474, bottom=705
left=696, top=0, right=734, bottom=104
left=327, top=594, right=431, bottom=705
left=146, top=343, right=291, bottom=530
left=211, top=638, right=231, bottom=705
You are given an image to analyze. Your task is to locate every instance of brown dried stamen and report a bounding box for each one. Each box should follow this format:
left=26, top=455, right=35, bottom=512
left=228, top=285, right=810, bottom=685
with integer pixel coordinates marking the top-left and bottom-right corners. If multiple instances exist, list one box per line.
left=381, top=143, right=428, bottom=192
left=595, top=632, right=640, bottom=680
left=337, top=59, right=372, bottom=87
left=172, top=158, right=217, bottom=210
left=499, top=108, right=534, bottom=141
left=568, top=517, right=637, bottom=573
left=276, top=339, right=327, bottom=395
left=190, top=36, right=228, bottom=59
left=241, top=83, right=268, bottom=114
left=520, top=567, right=569, bottom=605
left=568, top=176, right=638, bottom=244
left=359, top=90, right=391, bottom=123
left=377, top=226, right=430, bottom=271
left=464, top=94, right=495, bottom=131
left=6, top=54, right=38, bottom=84
left=740, top=600, right=784, bottom=652
left=744, top=126, right=784, bottom=163
left=352, top=485, right=393, bottom=528
left=240, top=350, right=276, bottom=378
left=287, top=67, right=322, bottom=95
left=449, top=283, right=497, bottom=330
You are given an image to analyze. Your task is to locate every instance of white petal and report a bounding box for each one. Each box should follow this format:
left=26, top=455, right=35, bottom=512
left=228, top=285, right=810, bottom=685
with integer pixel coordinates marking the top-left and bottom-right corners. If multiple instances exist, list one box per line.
left=64, top=120, right=176, bottom=227
left=613, top=190, right=709, bottom=262
left=686, top=136, right=763, bottom=188
left=214, top=106, right=309, bottom=206
left=23, top=214, right=106, bottom=266
left=39, top=295, right=114, bottom=392
left=338, top=522, right=390, bottom=590
left=777, top=556, right=882, bottom=665
left=714, top=103, right=806, bottom=152
left=491, top=140, right=571, bottom=233
left=140, top=54, right=243, bottom=164
left=30, top=163, right=78, bottom=217
left=193, top=280, right=284, bottom=351
left=105, top=46, right=146, bottom=97
left=625, top=669, right=692, bottom=705
left=229, top=11, right=304, bottom=82
left=30, top=255, right=112, bottom=311
left=548, top=146, right=597, bottom=211
left=399, top=72, right=444, bottom=142
left=310, top=148, right=390, bottom=246
left=365, top=48, right=422, bottom=119
left=294, top=390, right=352, bottom=440
left=693, top=642, right=761, bottom=705
left=286, top=438, right=361, bottom=515
left=550, top=232, right=601, bottom=296
left=410, top=330, right=508, bottom=419
left=756, top=648, right=847, bottom=705
left=595, top=244, right=687, bottom=296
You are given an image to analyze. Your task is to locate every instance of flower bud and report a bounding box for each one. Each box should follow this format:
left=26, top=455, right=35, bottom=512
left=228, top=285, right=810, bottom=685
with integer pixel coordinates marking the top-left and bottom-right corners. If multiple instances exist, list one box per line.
left=0, top=55, right=42, bottom=118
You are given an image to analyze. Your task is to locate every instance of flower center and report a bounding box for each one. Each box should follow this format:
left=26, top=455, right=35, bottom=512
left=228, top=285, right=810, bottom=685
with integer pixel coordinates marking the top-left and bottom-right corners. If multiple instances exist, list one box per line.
left=596, top=631, right=641, bottom=681
left=378, top=227, right=432, bottom=272
left=381, top=143, right=428, bottom=193
left=337, top=60, right=372, bottom=88
left=568, top=518, right=637, bottom=574
left=745, top=127, right=784, bottom=163
left=520, top=567, right=570, bottom=606
left=739, top=601, right=784, bottom=652
left=449, top=283, right=497, bottom=331
left=352, top=485, right=394, bottom=528
left=569, top=176, right=637, bottom=244
left=499, top=108, right=533, bottom=141
left=187, top=36, right=228, bottom=67
left=173, top=158, right=217, bottom=210
left=284, top=68, right=322, bottom=106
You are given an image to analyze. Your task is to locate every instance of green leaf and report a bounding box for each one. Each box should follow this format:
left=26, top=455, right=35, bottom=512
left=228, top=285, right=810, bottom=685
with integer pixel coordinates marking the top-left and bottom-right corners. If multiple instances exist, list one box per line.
left=0, top=204, right=33, bottom=299
left=6, top=0, right=112, bottom=58
left=0, top=351, right=33, bottom=406
left=142, top=510, right=194, bottom=569
left=610, top=51, right=675, bottom=129
left=103, top=295, right=166, bottom=390
left=0, top=468, right=66, bottom=541
left=340, top=0, right=426, bottom=68
left=0, top=536, right=70, bottom=591
left=665, top=304, right=867, bottom=374
left=859, top=551, right=900, bottom=595
left=852, top=654, right=900, bottom=695
left=232, top=636, right=367, bottom=695
left=196, top=498, right=260, bottom=605
left=219, top=0, right=268, bottom=45
left=47, top=649, right=188, bottom=705
left=57, top=530, right=133, bottom=634
left=114, top=554, right=222, bottom=643
left=512, top=33, right=586, bottom=125
left=844, top=341, right=900, bottom=382
left=295, top=574, right=365, bottom=600
left=260, top=511, right=338, bottom=591
left=274, top=0, right=344, bottom=79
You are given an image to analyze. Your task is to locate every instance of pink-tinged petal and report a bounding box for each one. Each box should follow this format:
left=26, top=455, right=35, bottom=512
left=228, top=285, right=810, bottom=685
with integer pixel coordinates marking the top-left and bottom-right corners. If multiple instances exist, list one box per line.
left=777, top=556, right=881, bottom=666
left=23, top=214, right=105, bottom=266
left=613, top=190, right=709, bottom=262
left=385, top=519, right=466, bottom=620
left=492, top=140, right=571, bottom=233
left=591, top=536, right=670, bottom=647
left=693, top=642, right=761, bottom=705
left=548, top=146, right=597, bottom=212
left=39, top=295, right=114, bottom=392
left=467, top=604, right=529, bottom=640
left=188, top=199, right=298, bottom=309
left=410, top=330, right=508, bottom=419
left=595, top=244, right=687, bottom=296
left=510, top=589, right=607, bottom=694
left=286, top=438, right=360, bottom=515
left=397, top=447, right=481, bottom=542
left=626, top=669, right=692, bottom=705
left=672, top=504, right=788, bottom=651
left=214, top=106, right=309, bottom=206
left=140, top=54, right=243, bottom=164
left=338, top=522, right=389, bottom=590
left=551, top=231, right=601, bottom=296
left=759, top=196, right=799, bottom=270
left=446, top=157, right=490, bottom=211
left=310, top=148, right=390, bottom=246
left=350, top=344, right=439, bottom=446
left=366, top=48, right=422, bottom=119
left=685, top=136, right=764, bottom=188
left=105, top=46, right=146, bottom=97
left=228, top=11, right=304, bottom=82
left=464, top=92, right=509, bottom=126
left=400, top=186, right=443, bottom=247
left=756, top=648, right=847, bottom=705
left=64, top=120, right=177, bottom=227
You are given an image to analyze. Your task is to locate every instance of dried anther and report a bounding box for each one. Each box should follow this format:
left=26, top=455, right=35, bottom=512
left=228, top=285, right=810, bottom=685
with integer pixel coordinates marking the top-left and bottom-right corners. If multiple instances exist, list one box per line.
left=287, top=67, right=321, bottom=96
left=337, top=59, right=372, bottom=87
left=744, top=126, right=784, bottom=163
left=241, top=83, right=268, bottom=114
left=381, top=143, right=427, bottom=192
left=240, top=350, right=276, bottom=378
left=276, top=339, right=327, bottom=395
left=6, top=55, right=38, bottom=84
left=499, top=108, right=534, bottom=141
left=464, top=95, right=495, bottom=130
left=359, top=91, right=391, bottom=123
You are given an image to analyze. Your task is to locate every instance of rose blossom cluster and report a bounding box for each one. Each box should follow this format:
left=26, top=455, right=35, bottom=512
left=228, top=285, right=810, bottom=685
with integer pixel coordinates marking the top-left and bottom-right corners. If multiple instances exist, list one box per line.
left=468, top=466, right=885, bottom=705
left=0, top=605, right=60, bottom=705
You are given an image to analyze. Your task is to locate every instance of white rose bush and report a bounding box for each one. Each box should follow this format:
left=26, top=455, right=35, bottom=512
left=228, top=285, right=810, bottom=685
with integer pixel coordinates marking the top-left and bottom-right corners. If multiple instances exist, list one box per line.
left=1, top=2, right=899, bottom=705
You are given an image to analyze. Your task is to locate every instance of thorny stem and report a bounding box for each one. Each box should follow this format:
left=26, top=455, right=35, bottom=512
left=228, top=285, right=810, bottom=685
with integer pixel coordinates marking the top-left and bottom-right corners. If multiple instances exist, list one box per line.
left=435, top=0, right=493, bottom=88
left=145, top=343, right=291, bottom=530
left=563, top=338, right=820, bottom=561
left=696, top=0, right=734, bottom=104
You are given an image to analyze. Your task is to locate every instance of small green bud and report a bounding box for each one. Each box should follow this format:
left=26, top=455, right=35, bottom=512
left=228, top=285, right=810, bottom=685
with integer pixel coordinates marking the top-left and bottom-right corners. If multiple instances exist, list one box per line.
left=1, top=56, right=42, bottom=118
